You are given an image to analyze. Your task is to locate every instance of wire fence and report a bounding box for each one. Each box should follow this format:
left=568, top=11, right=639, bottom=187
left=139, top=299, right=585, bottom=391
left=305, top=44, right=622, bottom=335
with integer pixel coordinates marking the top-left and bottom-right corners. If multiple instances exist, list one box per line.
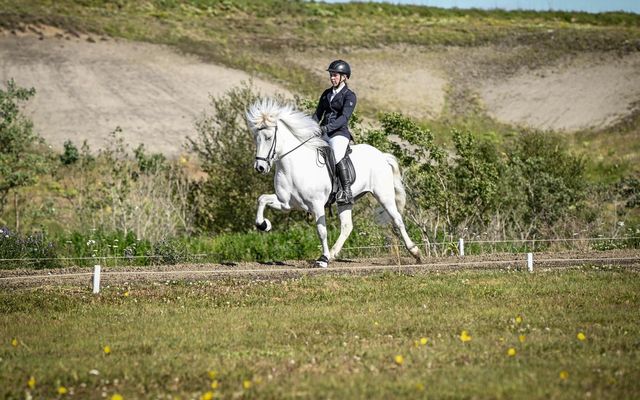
left=337, top=235, right=640, bottom=259
left=1, top=235, right=639, bottom=269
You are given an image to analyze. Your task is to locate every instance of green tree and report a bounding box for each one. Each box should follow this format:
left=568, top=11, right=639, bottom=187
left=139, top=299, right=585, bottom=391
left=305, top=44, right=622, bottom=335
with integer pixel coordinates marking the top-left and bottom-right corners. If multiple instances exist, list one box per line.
left=187, top=83, right=287, bottom=233
left=450, top=129, right=501, bottom=229
left=501, top=131, right=587, bottom=238
left=0, top=79, right=50, bottom=223
left=360, top=112, right=451, bottom=245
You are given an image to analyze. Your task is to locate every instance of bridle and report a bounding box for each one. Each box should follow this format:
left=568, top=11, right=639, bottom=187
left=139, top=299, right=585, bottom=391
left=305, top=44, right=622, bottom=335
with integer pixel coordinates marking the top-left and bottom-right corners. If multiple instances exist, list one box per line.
left=254, top=125, right=278, bottom=165
left=255, top=123, right=316, bottom=166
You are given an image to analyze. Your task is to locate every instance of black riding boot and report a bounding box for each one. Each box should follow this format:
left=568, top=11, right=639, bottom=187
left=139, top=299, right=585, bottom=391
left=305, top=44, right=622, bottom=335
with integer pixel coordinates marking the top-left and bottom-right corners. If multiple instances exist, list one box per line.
left=336, top=157, right=354, bottom=205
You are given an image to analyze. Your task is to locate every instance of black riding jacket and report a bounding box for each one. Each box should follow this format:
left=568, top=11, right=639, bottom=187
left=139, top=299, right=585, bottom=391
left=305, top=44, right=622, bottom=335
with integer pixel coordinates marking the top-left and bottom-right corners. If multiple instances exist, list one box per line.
left=313, top=85, right=357, bottom=140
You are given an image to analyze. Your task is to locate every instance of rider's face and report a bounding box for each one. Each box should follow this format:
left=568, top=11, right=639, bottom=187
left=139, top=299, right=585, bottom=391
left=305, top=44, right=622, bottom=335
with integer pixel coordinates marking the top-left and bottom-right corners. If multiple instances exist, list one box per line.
left=329, top=72, right=343, bottom=87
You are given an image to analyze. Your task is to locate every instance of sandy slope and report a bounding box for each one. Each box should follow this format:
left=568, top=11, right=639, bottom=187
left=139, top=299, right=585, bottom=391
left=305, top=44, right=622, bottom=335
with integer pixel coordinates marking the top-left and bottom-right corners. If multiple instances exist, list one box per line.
left=479, top=52, right=640, bottom=132
left=0, top=26, right=291, bottom=156
left=1, top=25, right=639, bottom=157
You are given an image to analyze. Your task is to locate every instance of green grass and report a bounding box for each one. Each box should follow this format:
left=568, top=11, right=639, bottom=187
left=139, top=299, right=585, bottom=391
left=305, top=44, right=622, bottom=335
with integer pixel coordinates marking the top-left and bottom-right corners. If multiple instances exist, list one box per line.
left=1, top=267, right=639, bottom=399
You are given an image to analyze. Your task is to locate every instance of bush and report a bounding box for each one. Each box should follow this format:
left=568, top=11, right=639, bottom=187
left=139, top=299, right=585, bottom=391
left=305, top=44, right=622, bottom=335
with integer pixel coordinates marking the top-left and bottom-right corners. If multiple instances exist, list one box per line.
left=186, top=82, right=301, bottom=234
left=360, top=112, right=590, bottom=243
left=501, top=131, right=587, bottom=237
left=0, top=79, right=51, bottom=214
left=60, top=140, right=79, bottom=165
left=0, top=227, right=60, bottom=269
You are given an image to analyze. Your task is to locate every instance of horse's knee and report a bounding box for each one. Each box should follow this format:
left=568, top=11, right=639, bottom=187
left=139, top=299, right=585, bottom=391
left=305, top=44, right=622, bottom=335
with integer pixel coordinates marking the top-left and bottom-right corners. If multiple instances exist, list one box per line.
left=340, top=221, right=353, bottom=234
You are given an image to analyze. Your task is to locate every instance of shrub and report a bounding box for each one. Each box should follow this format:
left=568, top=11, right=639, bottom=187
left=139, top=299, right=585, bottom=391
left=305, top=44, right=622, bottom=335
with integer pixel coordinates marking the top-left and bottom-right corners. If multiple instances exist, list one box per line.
left=0, top=227, right=60, bottom=269
left=60, top=140, right=79, bottom=165
left=0, top=79, right=51, bottom=214
left=186, top=82, right=300, bottom=234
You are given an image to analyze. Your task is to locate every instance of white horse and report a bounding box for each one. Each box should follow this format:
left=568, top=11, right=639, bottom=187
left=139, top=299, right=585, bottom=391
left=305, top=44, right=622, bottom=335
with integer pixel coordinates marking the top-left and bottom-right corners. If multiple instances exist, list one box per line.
left=246, top=98, right=421, bottom=267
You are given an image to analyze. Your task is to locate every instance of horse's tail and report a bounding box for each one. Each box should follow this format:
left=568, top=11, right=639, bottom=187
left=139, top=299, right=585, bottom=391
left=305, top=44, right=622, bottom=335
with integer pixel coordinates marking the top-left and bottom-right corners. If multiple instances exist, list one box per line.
left=375, top=153, right=406, bottom=224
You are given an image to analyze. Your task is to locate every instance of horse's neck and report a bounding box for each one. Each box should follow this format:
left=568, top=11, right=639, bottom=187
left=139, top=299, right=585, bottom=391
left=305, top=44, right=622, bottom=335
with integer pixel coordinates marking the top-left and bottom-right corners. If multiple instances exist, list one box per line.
left=275, top=131, right=320, bottom=173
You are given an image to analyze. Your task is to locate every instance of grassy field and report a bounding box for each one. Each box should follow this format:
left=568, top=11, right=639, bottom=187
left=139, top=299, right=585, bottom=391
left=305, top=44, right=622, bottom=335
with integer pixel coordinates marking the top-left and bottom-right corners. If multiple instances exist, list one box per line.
left=1, top=267, right=639, bottom=399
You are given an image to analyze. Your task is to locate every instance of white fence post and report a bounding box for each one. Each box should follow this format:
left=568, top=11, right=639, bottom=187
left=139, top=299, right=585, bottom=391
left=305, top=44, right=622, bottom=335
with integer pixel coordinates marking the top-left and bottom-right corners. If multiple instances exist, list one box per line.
left=527, top=253, right=533, bottom=273
left=458, top=238, right=465, bottom=257
left=92, top=265, right=101, bottom=294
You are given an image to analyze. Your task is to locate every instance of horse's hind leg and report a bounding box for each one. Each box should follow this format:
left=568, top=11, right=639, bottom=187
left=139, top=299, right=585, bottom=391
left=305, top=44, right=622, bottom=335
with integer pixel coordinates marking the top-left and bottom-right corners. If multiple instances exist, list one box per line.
left=329, top=205, right=353, bottom=259
left=375, top=194, right=422, bottom=261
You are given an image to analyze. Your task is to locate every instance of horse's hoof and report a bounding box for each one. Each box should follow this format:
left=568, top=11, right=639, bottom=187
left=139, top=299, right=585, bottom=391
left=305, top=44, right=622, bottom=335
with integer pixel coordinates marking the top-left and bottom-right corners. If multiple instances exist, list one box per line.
left=256, top=219, right=272, bottom=232
left=409, top=245, right=422, bottom=262
left=315, top=255, right=329, bottom=268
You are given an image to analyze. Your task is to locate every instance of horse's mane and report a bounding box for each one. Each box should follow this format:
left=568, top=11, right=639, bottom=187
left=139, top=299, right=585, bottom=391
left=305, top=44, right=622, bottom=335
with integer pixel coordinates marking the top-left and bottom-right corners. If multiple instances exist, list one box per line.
left=246, top=98, right=327, bottom=150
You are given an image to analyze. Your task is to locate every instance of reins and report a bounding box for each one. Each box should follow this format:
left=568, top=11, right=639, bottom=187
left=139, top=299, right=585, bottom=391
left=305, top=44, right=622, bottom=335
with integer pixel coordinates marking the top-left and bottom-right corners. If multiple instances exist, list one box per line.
left=255, top=122, right=318, bottom=165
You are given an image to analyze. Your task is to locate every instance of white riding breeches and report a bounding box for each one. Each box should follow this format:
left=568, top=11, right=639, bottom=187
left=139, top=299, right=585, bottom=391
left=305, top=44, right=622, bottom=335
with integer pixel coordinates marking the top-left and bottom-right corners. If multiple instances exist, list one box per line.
left=324, top=134, right=350, bottom=162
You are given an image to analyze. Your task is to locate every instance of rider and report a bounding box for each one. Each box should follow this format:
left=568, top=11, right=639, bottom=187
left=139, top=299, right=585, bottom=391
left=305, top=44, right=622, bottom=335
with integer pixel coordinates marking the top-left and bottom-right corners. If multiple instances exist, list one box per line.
left=313, top=59, right=357, bottom=205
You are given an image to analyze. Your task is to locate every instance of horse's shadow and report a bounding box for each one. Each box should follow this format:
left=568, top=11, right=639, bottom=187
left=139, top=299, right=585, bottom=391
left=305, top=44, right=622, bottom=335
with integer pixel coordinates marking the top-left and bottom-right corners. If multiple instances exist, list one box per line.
left=258, top=261, right=289, bottom=267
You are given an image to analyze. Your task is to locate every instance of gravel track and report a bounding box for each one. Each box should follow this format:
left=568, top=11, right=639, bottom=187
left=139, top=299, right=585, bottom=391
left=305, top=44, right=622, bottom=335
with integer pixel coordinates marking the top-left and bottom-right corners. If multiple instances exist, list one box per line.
left=1, top=249, right=638, bottom=290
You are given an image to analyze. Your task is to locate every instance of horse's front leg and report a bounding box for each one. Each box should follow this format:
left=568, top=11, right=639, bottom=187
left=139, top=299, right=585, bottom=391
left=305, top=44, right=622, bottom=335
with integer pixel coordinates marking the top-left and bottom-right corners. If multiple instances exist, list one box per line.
left=312, top=208, right=331, bottom=268
left=255, top=194, right=289, bottom=232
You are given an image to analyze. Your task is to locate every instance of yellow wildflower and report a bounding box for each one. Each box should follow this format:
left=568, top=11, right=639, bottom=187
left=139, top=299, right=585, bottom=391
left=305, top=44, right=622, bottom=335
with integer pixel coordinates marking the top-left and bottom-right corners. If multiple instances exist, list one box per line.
left=11, top=338, right=19, bottom=347
left=577, top=332, right=586, bottom=341
left=123, top=291, right=130, bottom=297
left=103, top=345, right=111, bottom=355
left=515, top=316, right=523, bottom=324
left=111, top=394, right=123, bottom=400
left=243, top=380, right=252, bottom=390
left=394, top=355, right=404, bottom=365
left=420, top=337, right=428, bottom=346
left=559, top=370, right=569, bottom=380
left=207, top=370, right=217, bottom=380
left=201, top=391, right=214, bottom=400
left=58, top=386, right=68, bottom=395
left=459, top=330, right=472, bottom=342
left=507, top=348, right=516, bottom=357
left=518, top=334, right=526, bottom=343
left=27, top=376, right=36, bottom=390
left=210, top=380, right=219, bottom=390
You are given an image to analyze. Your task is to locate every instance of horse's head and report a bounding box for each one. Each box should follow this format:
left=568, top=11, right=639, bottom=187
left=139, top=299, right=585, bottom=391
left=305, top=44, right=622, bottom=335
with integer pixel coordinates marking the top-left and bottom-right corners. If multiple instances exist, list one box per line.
left=246, top=99, right=281, bottom=174
left=247, top=98, right=324, bottom=174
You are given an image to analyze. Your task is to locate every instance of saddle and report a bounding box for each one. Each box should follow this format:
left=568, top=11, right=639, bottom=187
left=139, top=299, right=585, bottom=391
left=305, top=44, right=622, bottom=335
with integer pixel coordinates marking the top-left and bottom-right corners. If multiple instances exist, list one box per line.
left=319, top=146, right=355, bottom=209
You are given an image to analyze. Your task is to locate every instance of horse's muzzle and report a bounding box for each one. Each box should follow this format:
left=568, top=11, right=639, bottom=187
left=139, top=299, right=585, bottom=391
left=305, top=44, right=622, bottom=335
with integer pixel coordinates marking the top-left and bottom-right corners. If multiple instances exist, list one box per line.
left=254, top=160, right=270, bottom=174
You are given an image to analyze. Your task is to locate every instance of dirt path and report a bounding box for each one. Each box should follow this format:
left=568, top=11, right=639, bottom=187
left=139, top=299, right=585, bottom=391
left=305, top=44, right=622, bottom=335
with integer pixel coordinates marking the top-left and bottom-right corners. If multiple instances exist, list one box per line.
left=1, top=249, right=638, bottom=290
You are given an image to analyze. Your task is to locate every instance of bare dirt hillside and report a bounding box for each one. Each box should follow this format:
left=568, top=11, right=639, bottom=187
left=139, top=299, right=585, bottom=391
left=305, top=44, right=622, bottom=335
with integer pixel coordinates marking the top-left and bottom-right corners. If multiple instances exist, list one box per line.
left=0, top=25, right=291, bottom=156
left=2, top=25, right=640, bottom=156
left=479, top=52, right=640, bottom=131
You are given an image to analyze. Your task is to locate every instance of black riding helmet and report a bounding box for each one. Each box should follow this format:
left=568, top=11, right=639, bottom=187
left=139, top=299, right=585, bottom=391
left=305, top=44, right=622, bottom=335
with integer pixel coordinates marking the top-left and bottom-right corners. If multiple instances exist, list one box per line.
left=327, top=60, right=351, bottom=79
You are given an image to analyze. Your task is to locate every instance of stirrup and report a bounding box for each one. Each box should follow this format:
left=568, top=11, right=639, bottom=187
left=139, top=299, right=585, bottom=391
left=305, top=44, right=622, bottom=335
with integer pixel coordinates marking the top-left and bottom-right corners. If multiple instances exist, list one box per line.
left=336, top=190, right=353, bottom=205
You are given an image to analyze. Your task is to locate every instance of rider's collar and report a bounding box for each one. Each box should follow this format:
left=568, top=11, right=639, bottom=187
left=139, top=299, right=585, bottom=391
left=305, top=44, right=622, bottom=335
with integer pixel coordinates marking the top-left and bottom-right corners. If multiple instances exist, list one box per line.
left=332, top=82, right=346, bottom=94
